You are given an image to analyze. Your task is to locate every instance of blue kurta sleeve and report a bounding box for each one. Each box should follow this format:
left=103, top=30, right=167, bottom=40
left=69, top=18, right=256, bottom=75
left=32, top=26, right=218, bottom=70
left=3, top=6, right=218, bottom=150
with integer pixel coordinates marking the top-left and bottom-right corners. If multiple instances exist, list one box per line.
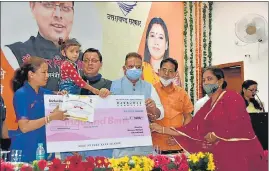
left=13, top=90, right=28, bottom=120
left=110, top=80, right=120, bottom=95
left=40, top=88, right=53, bottom=95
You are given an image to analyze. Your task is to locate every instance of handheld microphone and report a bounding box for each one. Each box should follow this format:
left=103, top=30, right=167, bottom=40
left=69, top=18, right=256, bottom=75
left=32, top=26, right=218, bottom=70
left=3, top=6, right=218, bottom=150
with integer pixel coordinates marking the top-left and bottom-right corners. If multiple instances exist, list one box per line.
left=255, top=93, right=265, bottom=112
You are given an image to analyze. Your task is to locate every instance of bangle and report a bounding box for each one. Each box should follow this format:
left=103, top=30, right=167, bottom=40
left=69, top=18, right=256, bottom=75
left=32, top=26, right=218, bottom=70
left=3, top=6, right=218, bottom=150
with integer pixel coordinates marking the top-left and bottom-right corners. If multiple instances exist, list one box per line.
left=162, top=127, right=165, bottom=134
left=45, top=116, right=48, bottom=125
left=47, top=115, right=51, bottom=123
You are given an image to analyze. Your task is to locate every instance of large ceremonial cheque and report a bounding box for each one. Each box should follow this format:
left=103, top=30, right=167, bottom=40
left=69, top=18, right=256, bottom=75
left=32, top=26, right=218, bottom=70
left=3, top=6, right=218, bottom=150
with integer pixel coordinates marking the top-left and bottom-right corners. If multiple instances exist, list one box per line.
left=44, top=95, right=153, bottom=153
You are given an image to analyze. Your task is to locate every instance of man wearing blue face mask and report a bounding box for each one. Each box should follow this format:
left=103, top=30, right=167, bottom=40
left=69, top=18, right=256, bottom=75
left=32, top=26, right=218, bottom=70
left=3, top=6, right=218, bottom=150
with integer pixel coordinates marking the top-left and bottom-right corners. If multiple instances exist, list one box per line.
left=110, top=52, right=164, bottom=158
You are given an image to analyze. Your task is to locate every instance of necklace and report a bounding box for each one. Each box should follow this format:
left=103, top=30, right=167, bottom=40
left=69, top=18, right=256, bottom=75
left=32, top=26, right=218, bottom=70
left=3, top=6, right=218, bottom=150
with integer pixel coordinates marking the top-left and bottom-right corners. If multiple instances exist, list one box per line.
left=210, top=90, right=224, bottom=107
left=204, top=91, right=226, bottom=119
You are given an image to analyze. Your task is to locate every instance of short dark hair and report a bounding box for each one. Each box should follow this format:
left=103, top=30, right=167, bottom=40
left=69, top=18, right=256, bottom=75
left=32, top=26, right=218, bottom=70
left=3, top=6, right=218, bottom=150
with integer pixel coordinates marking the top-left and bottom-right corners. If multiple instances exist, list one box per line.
left=203, top=67, right=228, bottom=89
left=82, top=48, right=103, bottom=62
left=125, top=52, right=142, bottom=63
left=160, top=57, right=178, bottom=72
left=12, top=57, right=46, bottom=92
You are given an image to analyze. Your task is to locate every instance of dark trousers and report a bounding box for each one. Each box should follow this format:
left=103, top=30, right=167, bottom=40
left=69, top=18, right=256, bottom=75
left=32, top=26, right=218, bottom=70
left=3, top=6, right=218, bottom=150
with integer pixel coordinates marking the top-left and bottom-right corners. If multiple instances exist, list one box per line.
left=1, top=138, right=11, bottom=150
left=1, top=138, right=11, bottom=161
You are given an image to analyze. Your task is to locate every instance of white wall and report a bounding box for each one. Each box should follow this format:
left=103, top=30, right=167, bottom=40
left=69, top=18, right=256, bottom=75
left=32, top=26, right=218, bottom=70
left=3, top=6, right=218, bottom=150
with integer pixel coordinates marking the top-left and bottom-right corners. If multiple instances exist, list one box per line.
left=212, top=2, right=268, bottom=111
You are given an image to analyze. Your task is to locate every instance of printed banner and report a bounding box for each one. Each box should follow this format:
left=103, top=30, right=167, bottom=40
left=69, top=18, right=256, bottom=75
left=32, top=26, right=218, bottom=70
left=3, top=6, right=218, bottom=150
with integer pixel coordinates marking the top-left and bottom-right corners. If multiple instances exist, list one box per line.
left=1, top=2, right=184, bottom=130
left=44, top=95, right=152, bottom=153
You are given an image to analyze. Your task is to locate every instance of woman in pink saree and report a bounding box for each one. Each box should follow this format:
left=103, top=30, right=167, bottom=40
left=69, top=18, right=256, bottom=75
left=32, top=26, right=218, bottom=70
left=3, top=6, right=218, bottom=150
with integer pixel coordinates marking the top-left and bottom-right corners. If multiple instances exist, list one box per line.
left=150, top=67, right=267, bottom=171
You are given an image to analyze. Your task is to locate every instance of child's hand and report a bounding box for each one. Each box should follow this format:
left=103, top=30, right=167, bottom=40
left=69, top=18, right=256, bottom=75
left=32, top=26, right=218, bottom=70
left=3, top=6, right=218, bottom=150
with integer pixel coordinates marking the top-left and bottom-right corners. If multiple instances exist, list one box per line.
left=99, top=88, right=110, bottom=98
left=85, top=85, right=100, bottom=95
left=92, top=88, right=100, bottom=95
left=60, top=90, right=68, bottom=95
left=53, top=90, right=68, bottom=95
left=58, top=90, right=68, bottom=95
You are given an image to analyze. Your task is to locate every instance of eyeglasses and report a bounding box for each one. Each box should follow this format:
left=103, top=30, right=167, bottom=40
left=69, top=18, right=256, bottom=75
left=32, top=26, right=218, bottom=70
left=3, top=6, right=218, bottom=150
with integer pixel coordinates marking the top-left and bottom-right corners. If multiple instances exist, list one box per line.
left=83, top=59, right=100, bottom=64
left=40, top=2, right=74, bottom=13
left=160, top=68, right=175, bottom=75
left=247, top=89, right=259, bottom=93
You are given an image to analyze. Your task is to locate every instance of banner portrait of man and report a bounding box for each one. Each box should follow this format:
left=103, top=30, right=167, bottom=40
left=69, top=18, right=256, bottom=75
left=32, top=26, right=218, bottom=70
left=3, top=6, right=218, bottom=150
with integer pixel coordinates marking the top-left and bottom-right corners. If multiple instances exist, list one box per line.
left=1, top=1, right=102, bottom=129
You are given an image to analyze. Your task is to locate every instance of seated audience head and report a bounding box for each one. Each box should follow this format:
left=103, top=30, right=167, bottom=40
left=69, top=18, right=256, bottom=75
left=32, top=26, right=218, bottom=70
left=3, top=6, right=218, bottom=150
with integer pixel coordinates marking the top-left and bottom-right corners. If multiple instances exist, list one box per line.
left=241, top=80, right=262, bottom=110
left=202, top=67, right=227, bottom=96
left=158, top=57, right=178, bottom=86
left=123, top=52, right=143, bottom=81
left=82, top=48, right=103, bottom=77
left=12, top=57, right=48, bottom=92
left=241, top=80, right=258, bottom=99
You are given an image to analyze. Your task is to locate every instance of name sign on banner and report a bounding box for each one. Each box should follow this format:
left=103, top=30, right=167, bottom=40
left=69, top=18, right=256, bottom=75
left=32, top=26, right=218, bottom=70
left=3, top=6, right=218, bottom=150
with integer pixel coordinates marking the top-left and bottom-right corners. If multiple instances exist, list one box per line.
left=44, top=95, right=152, bottom=153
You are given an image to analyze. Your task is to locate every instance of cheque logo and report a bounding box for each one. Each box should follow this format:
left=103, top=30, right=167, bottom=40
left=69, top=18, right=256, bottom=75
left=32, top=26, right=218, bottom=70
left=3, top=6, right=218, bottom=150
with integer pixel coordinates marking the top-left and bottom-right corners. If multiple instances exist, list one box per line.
left=117, top=2, right=137, bottom=16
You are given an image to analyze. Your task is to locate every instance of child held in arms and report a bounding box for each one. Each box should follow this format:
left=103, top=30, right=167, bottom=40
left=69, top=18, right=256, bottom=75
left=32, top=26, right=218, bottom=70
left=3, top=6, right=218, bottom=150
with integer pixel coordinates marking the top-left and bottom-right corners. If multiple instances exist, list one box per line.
left=58, top=38, right=110, bottom=159
left=59, top=38, right=109, bottom=97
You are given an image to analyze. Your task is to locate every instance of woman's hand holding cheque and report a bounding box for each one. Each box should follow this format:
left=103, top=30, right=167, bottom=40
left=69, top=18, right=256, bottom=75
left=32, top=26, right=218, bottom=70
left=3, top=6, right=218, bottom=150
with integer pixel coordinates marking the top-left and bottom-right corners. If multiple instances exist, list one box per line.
left=49, top=106, right=68, bottom=121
